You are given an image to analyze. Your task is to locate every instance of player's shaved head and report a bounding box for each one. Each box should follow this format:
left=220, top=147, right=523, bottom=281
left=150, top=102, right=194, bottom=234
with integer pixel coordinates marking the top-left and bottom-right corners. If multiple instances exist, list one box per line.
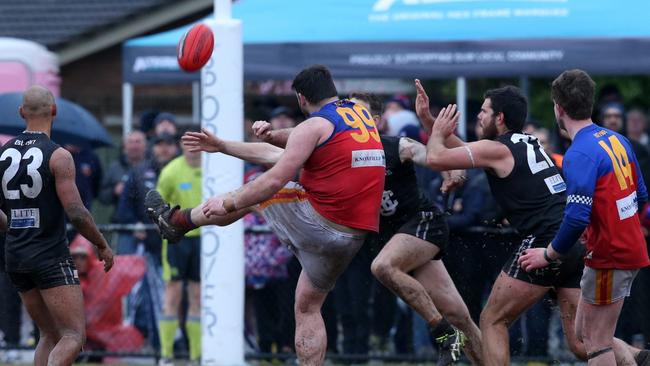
left=21, top=86, right=55, bottom=118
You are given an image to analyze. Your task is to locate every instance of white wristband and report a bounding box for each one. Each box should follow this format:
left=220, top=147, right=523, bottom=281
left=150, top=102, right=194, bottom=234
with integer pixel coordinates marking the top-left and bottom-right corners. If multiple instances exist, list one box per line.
left=463, top=144, right=476, bottom=168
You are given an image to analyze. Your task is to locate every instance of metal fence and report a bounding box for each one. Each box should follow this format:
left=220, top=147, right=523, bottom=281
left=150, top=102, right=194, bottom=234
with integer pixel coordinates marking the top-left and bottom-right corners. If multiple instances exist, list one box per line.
left=1, top=224, right=649, bottom=365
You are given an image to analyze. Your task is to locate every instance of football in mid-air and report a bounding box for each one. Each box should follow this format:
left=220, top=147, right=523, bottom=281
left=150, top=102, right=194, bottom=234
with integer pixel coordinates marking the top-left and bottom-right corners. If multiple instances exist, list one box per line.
left=177, top=23, right=214, bottom=72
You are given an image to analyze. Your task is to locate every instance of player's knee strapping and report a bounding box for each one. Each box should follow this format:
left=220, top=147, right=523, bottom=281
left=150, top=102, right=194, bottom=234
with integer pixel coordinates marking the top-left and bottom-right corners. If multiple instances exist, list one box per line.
left=587, top=347, right=613, bottom=360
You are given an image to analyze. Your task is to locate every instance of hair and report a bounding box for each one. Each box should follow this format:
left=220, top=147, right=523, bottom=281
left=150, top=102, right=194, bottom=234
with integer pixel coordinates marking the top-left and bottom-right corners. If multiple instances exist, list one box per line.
left=349, top=92, right=383, bottom=116
left=627, top=107, right=647, bottom=121
left=484, top=85, right=528, bottom=131
left=551, top=69, right=596, bottom=120
left=291, top=65, right=338, bottom=105
left=124, top=129, right=146, bottom=142
left=21, top=85, right=55, bottom=118
left=154, top=112, right=177, bottom=125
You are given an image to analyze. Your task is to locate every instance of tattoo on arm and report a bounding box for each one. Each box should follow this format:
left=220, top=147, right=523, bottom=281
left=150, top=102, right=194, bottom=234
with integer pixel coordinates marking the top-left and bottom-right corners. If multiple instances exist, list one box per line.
left=66, top=202, right=108, bottom=250
left=51, top=148, right=108, bottom=250
left=400, top=137, right=428, bottom=166
left=67, top=203, right=91, bottom=228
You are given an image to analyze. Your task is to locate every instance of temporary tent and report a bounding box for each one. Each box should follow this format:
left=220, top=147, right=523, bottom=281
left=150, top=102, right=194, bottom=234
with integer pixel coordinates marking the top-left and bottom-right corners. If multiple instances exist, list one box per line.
left=122, top=0, right=650, bottom=135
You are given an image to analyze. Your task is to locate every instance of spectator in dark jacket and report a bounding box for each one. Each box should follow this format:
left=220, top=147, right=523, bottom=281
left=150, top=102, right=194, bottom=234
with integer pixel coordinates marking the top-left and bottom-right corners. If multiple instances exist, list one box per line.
left=600, top=102, right=650, bottom=184
left=116, top=133, right=178, bottom=261
left=626, top=108, right=649, bottom=149
left=99, top=130, right=147, bottom=223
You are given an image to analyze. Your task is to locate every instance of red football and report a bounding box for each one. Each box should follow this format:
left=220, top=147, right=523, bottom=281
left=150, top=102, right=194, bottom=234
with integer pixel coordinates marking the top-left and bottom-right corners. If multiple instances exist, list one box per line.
left=177, top=23, right=214, bottom=72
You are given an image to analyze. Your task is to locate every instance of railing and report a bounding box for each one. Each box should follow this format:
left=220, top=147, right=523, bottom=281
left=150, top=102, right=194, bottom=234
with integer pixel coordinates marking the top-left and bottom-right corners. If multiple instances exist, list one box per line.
left=1, top=224, right=647, bottom=365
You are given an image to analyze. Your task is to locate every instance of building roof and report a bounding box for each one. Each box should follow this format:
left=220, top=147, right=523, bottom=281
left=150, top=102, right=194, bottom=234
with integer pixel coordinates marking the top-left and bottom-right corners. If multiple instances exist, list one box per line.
left=0, top=0, right=177, bottom=50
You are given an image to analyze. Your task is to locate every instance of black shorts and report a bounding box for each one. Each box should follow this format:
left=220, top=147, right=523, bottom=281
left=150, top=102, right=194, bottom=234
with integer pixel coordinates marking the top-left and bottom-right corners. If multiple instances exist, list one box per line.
left=8, top=256, right=80, bottom=292
left=164, top=236, right=200, bottom=282
left=394, top=209, right=449, bottom=260
left=503, top=235, right=585, bottom=288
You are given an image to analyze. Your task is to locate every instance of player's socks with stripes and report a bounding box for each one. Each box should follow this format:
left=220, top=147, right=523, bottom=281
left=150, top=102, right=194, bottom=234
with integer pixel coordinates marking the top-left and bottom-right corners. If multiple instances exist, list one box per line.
left=186, top=316, right=202, bottom=361
left=170, top=208, right=197, bottom=231
left=159, top=315, right=179, bottom=359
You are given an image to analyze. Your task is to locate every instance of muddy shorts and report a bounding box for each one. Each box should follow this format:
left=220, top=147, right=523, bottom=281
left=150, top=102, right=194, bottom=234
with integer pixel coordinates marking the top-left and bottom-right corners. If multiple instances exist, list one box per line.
left=504, top=235, right=584, bottom=288
left=260, top=182, right=366, bottom=291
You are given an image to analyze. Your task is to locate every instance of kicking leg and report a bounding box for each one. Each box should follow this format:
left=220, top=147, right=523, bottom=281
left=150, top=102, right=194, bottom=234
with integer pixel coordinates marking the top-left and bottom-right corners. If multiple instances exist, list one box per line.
left=413, top=260, right=482, bottom=365
left=479, top=272, right=548, bottom=366
left=20, top=289, right=60, bottom=366
left=40, top=284, right=86, bottom=366
left=294, top=271, right=329, bottom=366
left=145, top=190, right=251, bottom=242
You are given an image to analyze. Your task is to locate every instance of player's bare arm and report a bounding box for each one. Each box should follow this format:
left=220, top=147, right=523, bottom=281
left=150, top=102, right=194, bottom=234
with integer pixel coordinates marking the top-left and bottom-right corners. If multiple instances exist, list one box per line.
left=50, top=148, right=114, bottom=272
left=414, top=79, right=464, bottom=149
left=398, top=136, right=466, bottom=193
left=426, top=105, right=512, bottom=175
left=182, top=128, right=283, bottom=166
left=202, top=117, right=332, bottom=217
left=252, top=120, right=293, bottom=148
left=398, top=136, right=428, bottom=166
left=0, top=210, right=6, bottom=232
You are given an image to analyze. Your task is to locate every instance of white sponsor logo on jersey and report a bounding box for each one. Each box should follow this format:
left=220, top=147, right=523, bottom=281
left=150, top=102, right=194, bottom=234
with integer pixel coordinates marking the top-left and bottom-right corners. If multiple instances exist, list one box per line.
left=544, top=174, right=566, bottom=194
left=10, top=208, right=40, bottom=229
left=351, top=149, right=386, bottom=168
left=616, top=191, right=638, bottom=220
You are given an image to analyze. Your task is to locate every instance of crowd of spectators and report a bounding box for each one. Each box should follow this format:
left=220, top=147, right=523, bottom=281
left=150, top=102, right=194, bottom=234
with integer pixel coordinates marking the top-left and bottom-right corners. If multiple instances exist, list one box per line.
left=1, top=89, right=650, bottom=363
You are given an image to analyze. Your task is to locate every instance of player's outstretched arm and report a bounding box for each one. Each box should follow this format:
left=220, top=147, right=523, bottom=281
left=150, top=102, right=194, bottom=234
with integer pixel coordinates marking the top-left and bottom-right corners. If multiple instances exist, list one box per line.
left=414, top=80, right=464, bottom=148
left=50, top=148, right=114, bottom=272
left=202, top=118, right=329, bottom=217
left=182, top=128, right=284, bottom=165
left=252, top=120, right=293, bottom=148
left=398, top=136, right=466, bottom=193
left=398, top=136, right=428, bottom=166
left=425, top=104, right=511, bottom=173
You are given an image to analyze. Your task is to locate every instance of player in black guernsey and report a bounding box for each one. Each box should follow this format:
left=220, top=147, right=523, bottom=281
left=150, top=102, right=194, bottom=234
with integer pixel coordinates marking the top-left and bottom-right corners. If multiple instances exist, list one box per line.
left=416, top=82, right=647, bottom=365
left=351, top=94, right=481, bottom=365
left=0, top=86, right=113, bottom=366
left=171, top=94, right=482, bottom=365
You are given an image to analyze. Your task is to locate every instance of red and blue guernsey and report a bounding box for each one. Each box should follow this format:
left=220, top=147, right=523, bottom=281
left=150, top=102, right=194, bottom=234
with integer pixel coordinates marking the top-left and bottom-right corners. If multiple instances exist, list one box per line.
left=551, top=123, right=650, bottom=269
left=300, top=99, right=385, bottom=232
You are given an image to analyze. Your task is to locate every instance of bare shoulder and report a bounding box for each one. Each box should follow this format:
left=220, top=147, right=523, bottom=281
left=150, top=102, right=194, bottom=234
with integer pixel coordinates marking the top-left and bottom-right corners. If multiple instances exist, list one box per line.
left=299, top=116, right=331, bottom=129
left=49, top=147, right=74, bottom=177
left=291, top=116, right=333, bottom=143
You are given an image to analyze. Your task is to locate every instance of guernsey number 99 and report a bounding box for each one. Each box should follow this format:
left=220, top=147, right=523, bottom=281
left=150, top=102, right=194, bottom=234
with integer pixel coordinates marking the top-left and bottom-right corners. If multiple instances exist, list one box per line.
left=336, top=105, right=381, bottom=144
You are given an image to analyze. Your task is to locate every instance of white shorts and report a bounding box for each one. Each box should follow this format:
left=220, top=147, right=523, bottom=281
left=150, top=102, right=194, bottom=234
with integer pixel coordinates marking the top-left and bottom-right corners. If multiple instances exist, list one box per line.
left=580, top=266, right=638, bottom=305
left=260, top=182, right=366, bottom=291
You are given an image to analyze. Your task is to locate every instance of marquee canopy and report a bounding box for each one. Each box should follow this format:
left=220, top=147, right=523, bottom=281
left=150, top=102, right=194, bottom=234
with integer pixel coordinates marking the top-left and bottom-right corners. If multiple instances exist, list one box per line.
left=123, top=0, right=650, bottom=83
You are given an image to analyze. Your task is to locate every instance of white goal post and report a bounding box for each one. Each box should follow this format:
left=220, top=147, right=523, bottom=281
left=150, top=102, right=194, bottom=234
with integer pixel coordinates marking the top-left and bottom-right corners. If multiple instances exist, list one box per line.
left=200, top=0, right=245, bottom=364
